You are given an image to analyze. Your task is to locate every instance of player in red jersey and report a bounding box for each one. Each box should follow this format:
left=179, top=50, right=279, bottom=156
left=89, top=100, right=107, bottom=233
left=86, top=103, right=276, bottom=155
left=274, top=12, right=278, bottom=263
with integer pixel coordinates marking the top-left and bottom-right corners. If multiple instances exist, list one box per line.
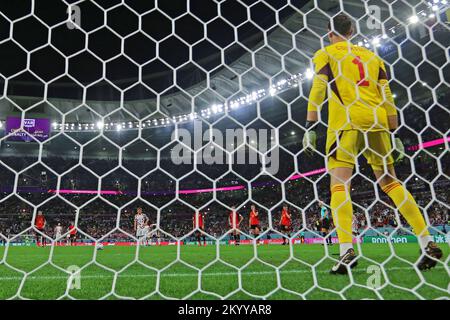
left=279, top=204, right=292, bottom=245
left=249, top=205, right=262, bottom=243
left=68, top=222, right=77, bottom=246
left=229, top=205, right=243, bottom=246
left=192, top=212, right=206, bottom=246
left=34, top=210, right=46, bottom=247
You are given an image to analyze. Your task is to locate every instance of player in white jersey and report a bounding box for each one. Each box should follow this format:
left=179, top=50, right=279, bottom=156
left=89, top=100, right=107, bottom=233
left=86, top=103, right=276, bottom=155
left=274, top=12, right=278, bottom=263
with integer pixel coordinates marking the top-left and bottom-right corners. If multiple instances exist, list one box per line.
left=143, top=222, right=158, bottom=246
left=142, top=223, right=151, bottom=246
left=134, top=207, right=149, bottom=245
left=54, top=223, right=63, bottom=245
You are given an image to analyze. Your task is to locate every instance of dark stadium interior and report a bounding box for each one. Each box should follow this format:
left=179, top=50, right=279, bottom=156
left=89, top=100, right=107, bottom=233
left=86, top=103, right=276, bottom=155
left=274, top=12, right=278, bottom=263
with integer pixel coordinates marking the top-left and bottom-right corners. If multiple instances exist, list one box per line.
left=0, top=0, right=448, bottom=244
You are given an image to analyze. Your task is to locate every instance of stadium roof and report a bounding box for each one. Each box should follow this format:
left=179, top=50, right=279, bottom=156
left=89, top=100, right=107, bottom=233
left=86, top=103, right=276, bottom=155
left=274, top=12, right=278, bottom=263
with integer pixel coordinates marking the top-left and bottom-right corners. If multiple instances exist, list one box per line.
left=0, top=0, right=448, bottom=137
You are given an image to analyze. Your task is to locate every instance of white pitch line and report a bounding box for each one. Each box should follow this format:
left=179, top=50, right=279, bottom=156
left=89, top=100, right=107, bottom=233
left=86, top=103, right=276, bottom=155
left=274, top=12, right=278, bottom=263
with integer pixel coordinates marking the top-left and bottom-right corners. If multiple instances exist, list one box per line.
left=0, top=266, right=445, bottom=282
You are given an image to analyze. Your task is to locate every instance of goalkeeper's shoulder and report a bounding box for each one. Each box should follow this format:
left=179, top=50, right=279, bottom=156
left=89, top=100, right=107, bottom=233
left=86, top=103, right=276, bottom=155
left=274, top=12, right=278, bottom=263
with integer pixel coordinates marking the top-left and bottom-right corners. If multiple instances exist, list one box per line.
left=372, top=51, right=388, bottom=72
left=312, top=47, right=329, bottom=63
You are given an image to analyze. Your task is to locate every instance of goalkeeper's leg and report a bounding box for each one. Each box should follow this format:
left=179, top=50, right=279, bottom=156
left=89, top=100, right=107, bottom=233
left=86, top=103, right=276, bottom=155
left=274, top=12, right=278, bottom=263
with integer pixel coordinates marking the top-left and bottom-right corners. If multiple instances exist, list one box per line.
left=374, top=165, right=442, bottom=270
left=367, top=131, right=442, bottom=270
left=324, top=131, right=360, bottom=274
left=329, top=167, right=358, bottom=274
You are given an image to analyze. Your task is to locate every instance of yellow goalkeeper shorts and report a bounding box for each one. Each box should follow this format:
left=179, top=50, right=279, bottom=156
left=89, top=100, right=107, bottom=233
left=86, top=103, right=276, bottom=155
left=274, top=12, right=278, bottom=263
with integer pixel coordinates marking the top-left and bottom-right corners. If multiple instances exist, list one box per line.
left=326, top=130, right=394, bottom=171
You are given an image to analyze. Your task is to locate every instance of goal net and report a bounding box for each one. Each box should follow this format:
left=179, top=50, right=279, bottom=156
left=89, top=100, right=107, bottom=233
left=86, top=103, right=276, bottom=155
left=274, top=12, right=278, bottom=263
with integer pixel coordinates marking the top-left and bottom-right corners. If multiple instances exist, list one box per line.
left=0, top=0, right=448, bottom=300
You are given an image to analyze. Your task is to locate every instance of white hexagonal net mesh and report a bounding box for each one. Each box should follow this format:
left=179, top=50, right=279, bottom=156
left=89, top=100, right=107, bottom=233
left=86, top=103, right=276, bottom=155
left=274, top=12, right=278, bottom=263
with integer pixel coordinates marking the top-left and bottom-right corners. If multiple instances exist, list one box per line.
left=0, top=0, right=448, bottom=300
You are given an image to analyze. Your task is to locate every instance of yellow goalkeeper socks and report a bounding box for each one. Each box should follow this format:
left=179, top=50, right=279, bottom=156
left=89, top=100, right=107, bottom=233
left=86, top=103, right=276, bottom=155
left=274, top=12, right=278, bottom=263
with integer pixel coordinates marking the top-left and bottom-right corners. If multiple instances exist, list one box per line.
left=382, top=181, right=432, bottom=247
left=330, top=184, right=354, bottom=255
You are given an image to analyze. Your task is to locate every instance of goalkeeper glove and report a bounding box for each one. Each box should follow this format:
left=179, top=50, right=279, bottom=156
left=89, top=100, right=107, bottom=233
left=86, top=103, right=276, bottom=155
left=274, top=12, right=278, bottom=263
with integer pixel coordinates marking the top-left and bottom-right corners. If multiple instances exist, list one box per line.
left=392, top=134, right=405, bottom=163
left=302, top=121, right=317, bottom=156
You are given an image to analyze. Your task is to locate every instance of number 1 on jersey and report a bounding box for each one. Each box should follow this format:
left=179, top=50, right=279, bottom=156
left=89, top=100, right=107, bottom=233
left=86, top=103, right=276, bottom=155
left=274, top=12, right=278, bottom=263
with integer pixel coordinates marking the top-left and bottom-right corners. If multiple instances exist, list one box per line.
left=352, top=56, right=370, bottom=87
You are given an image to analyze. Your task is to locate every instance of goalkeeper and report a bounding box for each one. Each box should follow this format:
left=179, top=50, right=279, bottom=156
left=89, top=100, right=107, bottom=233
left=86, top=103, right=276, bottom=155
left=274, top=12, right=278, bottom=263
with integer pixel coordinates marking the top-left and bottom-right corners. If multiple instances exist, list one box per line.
left=302, top=14, right=442, bottom=274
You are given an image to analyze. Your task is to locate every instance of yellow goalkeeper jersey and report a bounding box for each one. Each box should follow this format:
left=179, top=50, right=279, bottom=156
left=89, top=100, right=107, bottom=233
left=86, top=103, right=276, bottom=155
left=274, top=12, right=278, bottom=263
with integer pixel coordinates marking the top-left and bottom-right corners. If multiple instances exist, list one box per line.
left=307, top=41, right=397, bottom=132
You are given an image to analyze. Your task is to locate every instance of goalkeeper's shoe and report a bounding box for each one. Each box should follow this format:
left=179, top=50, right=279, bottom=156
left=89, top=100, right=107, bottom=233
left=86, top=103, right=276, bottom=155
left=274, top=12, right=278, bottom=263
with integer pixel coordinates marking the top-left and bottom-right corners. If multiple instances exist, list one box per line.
left=330, top=248, right=358, bottom=275
left=417, top=242, right=443, bottom=271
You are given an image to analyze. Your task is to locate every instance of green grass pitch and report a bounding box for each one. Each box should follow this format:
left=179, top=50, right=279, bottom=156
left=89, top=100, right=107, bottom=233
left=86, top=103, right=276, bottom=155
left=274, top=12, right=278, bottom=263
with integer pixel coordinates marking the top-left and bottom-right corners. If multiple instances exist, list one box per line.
left=0, top=243, right=448, bottom=300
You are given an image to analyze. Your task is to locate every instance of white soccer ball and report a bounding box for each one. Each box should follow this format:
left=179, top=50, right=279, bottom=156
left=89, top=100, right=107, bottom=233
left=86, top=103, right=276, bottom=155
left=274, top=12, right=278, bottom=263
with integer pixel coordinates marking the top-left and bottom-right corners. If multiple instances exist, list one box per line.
left=96, top=243, right=104, bottom=250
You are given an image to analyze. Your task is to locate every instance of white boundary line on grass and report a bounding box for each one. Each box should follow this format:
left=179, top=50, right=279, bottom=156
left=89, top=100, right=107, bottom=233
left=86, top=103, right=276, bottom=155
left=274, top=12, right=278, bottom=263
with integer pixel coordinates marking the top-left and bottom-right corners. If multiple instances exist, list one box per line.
left=0, top=266, right=445, bottom=281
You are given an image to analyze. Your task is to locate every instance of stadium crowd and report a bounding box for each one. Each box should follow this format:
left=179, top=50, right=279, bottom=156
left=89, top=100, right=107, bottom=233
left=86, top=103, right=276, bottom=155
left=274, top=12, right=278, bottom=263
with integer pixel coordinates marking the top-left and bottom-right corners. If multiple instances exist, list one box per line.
left=0, top=175, right=447, bottom=242
left=0, top=91, right=448, bottom=242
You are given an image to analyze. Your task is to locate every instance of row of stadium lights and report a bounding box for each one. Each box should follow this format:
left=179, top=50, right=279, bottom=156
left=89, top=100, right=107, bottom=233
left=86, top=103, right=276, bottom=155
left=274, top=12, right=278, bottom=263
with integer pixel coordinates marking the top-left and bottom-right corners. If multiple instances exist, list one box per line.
left=0, top=0, right=445, bottom=132
left=0, top=70, right=311, bottom=132
left=44, top=70, right=314, bottom=132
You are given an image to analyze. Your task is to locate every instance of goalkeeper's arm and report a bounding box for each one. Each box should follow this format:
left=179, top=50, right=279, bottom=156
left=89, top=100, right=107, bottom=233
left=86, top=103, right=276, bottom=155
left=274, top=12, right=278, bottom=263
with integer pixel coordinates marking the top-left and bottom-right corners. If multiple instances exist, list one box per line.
left=387, top=112, right=405, bottom=164
left=377, top=60, right=404, bottom=163
left=302, top=75, right=327, bottom=155
left=302, top=49, right=328, bottom=154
